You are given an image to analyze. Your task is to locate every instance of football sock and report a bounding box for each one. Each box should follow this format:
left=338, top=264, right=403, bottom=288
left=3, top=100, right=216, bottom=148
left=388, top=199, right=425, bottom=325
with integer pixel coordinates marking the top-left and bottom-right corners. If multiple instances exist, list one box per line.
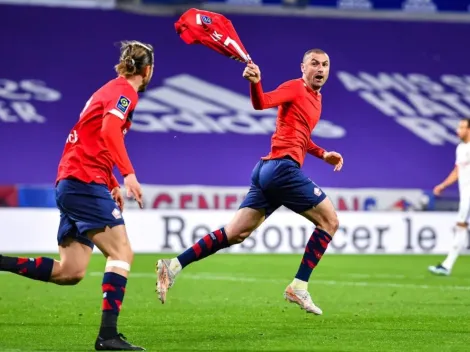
left=99, top=272, right=127, bottom=339
left=0, top=255, right=53, bottom=282
left=442, top=226, right=467, bottom=271
left=295, top=228, right=332, bottom=283
left=177, top=228, right=229, bottom=268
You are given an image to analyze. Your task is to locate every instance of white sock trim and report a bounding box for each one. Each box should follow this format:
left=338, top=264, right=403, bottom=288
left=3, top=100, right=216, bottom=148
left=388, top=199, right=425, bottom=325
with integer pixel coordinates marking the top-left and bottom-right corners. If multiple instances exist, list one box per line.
left=106, top=260, right=131, bottom=272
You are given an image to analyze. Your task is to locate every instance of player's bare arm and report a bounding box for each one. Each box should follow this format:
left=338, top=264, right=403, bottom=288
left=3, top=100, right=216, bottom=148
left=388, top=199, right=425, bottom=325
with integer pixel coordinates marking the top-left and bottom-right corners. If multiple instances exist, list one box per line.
left=434, top=165, right=458, bottom=196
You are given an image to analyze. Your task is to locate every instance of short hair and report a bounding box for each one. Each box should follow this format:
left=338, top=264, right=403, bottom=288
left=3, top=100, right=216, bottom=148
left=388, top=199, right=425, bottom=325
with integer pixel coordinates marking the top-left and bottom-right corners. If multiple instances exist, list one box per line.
left=114, top=40, right=154, bottom=78
left=302, top=48, right=327, bottom=62
left=462, top=118, right=470, bottom=127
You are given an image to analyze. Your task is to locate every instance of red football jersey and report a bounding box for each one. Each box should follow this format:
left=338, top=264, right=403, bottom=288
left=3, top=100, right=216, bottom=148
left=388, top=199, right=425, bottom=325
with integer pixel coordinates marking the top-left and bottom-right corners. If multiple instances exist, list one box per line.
left=250, top=79, right=326, bottom=166
left=56, top=77, right=138, bottom=190
left=175, top=8, right=251, bottom=63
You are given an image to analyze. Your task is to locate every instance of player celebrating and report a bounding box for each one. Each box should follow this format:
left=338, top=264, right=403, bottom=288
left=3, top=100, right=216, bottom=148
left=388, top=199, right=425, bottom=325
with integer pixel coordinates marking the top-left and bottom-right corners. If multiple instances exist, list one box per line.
left=429, top=118, right=470, bottom=276
left=0, top=40, right=153, bottom=351
left=157, top=49, right=343, bottom=315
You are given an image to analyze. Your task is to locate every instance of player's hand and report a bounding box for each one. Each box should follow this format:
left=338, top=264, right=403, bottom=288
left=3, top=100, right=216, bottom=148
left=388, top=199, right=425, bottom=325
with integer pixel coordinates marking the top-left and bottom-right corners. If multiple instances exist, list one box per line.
left=433, top=183, right=446, bottom=196
left=323, top=151, right=343, bottom=171
left=111, top=187, right=125, bottom=212
left=124, top=173, right=144, bottom=209
left=243, top=63, right=261, bottom=84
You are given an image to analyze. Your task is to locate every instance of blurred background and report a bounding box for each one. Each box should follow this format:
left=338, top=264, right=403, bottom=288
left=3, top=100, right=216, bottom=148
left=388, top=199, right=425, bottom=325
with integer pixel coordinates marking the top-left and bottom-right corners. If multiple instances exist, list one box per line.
left=1, top=0, right=469, bottom=254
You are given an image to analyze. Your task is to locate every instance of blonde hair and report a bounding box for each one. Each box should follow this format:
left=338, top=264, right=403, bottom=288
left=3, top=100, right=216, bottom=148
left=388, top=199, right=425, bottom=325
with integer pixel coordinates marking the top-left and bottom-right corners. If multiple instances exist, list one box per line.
left=114, top=40, right=154, bottom=78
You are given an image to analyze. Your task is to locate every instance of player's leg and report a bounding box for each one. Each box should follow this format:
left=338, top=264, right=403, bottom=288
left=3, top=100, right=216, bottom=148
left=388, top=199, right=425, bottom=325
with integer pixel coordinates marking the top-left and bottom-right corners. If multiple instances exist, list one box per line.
left=88, top=225, right=142, bottom=351
left=0, top=253, right=56, bottom=282
left=0, top=208, right=92, bottom=286
left=156, top=160, right=278, bottom=303
left=277, top=160, right=338, bottom=315
left=429, top=197, right=469, bottom=275
left=55, top=179, right=143, bottom=351
left=52, top=236, right=93, bottom=284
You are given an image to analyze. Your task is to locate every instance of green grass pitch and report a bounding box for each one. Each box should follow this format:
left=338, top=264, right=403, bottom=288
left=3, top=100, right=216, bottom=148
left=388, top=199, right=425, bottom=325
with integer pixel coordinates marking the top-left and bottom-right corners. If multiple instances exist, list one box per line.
left=1, top=254, right=469, bottom=351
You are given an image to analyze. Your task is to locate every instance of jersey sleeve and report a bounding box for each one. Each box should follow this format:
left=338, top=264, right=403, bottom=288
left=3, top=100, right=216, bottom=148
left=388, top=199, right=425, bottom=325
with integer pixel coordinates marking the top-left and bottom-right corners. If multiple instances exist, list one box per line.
left=102, top=84, right=138, bottom=124
left=110, top=174, right=120, bottom=190
left=307, top=139, right=326, bottom=159
left=250, top=80, right=299, bottom=110
left=101, top=84, right=138, bottom=177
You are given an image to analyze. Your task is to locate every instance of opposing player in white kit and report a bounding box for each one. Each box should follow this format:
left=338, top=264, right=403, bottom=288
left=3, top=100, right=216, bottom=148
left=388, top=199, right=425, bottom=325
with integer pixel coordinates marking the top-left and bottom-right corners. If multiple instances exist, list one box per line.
left=428, top=118, right=470, bottom=276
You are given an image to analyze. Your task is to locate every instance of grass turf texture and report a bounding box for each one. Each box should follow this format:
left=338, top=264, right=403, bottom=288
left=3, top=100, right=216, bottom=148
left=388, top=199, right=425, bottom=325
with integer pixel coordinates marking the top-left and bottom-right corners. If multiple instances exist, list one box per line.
left=1, top=254, right=469, bottom=351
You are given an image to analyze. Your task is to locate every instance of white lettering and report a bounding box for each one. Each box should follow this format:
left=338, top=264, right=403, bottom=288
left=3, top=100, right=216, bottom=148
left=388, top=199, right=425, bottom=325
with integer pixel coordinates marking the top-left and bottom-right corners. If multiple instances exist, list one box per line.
left=393, top=74, right=420, bottom=92
left=395, top=116, right=459, bottom=145
left=407, top=74, right=444, bottom=94
left=359, top=91, right=416, bottom=116
left=440, top=117, right=461, bottom=131
left=0, top=101, right=17, bottom=122
left=131, top=113, right=169, bottom=132
left=10, top=102, right=45, bottom=123
left=359, top=72, right=408, bottom=94
left=433, top=93, right=470, bottom=116
left=161, top=111, right=212, bottom=133
left=67, top=130, right=78, bottom=144
left=0, top=79, right=30, bottom=100
left=407, top=93, right=456, bottom=117
left=20, top=80, right=61, bottom=102
left=336, top=71, right=372, bottom=91
left=218, top=113, right=266, bottom=134
left=441, top=75, right=470, bottom=95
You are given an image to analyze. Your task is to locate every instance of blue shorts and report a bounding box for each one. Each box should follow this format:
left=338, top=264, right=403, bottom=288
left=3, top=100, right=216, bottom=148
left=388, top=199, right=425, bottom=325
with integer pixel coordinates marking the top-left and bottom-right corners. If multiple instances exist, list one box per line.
left=55, top=179, right=124, bottom=249
left=239, top=157, right=327, bottom=217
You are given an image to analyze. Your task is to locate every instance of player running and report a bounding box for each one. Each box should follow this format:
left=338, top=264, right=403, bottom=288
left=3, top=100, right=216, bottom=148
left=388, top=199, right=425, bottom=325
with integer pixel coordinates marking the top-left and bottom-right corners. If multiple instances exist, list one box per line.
left=428, top=118, right=470, bottom=276
left=0, top=40, right=153, bottom=351
left=156, top=49, right=343, bottom=315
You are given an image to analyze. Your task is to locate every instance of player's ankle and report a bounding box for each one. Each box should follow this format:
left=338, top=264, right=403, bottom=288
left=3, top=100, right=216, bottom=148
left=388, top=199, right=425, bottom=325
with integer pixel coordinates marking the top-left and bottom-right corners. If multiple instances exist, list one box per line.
left=170, top=258, right=182, bottom=274
left=291, top=278, right=308, bottom=290
left=99, top=326, right=118, bottom=339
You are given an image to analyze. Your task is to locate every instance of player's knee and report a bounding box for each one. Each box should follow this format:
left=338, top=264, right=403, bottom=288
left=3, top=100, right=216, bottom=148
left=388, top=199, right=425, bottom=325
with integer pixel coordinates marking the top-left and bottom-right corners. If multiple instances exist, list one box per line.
left=107, top=247, right=134, bottom=265
left=56, top=268, right=87, bottom=285
left=321, top=213, right=339, bottom=236
left=229, top=231, right=252, bottom=244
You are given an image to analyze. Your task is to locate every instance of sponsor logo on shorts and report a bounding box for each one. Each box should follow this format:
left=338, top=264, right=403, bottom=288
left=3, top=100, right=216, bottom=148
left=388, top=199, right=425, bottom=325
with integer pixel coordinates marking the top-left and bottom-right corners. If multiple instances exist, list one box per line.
left=314, top=187, right=322, bottom=196
left=112, top=208, right=122, bottom=219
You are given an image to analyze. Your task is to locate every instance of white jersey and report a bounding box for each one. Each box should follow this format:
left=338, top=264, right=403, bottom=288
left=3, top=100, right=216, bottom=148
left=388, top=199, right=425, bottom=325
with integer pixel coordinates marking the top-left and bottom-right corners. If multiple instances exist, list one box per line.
left=455, top=142, right=470, bottom=195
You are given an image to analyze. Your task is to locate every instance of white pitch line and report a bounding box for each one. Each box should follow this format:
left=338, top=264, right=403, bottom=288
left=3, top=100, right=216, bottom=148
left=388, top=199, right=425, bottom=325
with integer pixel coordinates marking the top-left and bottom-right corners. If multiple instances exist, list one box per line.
left=88, top=272, right=470, bottom=291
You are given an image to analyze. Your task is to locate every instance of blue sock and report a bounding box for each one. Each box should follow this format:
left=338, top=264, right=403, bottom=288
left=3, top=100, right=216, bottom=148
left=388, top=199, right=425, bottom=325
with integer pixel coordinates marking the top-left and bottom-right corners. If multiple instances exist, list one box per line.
left=0, top=255, right=53, bottom=282
left=100, top=272, right=127, bottom=338
left=177, top=228, right=229, bottom=268
left=295, top=228, right=332, bottom=282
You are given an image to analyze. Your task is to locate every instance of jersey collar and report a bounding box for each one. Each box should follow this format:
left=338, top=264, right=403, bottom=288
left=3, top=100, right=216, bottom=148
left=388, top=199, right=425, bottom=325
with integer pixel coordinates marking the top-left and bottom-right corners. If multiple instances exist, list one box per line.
left=301, top=78, right=322, bottom=97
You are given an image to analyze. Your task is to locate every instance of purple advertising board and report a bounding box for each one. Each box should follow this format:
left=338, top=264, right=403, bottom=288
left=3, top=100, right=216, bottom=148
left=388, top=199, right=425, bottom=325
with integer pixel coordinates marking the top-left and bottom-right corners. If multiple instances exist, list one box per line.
left=0, top=5, right=469, bottom=190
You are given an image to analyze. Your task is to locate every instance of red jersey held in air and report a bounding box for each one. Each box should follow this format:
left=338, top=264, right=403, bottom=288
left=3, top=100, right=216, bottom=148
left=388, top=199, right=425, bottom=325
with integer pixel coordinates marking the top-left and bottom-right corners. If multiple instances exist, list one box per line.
left=56, top=77, right=138, bottom=190
left=250, top=78, right=325, bottom=166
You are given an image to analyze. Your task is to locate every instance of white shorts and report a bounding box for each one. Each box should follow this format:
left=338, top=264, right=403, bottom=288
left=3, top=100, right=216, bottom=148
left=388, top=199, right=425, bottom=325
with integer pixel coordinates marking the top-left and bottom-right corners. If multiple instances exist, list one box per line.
left=457, top=195, right=470, bottom=224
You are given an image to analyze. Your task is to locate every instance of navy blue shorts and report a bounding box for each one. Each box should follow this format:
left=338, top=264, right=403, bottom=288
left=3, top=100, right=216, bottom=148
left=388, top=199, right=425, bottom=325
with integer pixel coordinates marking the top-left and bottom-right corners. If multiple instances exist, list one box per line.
left=55, top=179, right=125, bottom=249
left=239, top=157, right=327, bottom=217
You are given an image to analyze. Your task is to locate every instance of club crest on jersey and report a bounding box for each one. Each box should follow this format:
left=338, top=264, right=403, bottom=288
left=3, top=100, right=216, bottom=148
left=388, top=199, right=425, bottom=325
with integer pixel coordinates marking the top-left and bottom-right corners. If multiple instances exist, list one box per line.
left=117, top=96, right=131, bottom=114
left=201, top=15, right=212, bottom=24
